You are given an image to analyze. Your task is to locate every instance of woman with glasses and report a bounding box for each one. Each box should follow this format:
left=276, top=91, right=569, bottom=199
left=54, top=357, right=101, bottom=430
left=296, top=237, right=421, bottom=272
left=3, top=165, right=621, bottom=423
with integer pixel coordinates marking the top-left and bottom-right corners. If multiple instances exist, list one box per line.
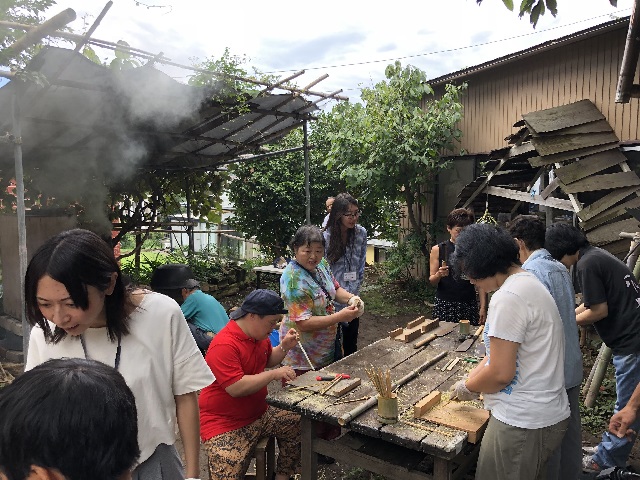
left=429, top=208, right=487, bottom=326
left=322, top=193, right=368, bottom=357
left=448, top=224, right=569, bottom=480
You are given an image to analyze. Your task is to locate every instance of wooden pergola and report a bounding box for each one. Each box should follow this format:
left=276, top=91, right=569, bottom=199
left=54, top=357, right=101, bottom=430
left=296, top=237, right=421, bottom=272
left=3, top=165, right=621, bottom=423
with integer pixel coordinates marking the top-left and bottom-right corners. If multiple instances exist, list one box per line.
left=0, top=6, right=347, bottom=356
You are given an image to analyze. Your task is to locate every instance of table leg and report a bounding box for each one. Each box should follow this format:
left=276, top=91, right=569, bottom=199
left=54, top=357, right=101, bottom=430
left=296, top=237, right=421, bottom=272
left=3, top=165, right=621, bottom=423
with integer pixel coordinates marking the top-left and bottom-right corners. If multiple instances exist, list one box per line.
left=256, top=271, right=262, bottom=289
left=300, top=416, right=318, bottom=480
left=433, top=457, right=451, bottom=480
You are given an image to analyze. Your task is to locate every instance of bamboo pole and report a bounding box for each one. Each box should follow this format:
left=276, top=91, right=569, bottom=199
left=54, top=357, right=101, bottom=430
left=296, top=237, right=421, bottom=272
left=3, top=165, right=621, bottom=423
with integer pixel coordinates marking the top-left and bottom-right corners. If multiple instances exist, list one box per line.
left=0, top=9, right=76, bottom=63
left=0, top=19, right=348, bottom=102
left=585, top=345, right=613, bottom=408
left=338, top=351, right=447, bottom=426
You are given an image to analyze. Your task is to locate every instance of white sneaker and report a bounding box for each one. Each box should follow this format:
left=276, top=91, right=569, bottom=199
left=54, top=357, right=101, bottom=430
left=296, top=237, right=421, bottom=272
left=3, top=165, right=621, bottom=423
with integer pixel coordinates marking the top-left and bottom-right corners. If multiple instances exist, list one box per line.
left=582, top=445, right=598, bottom=455
left=582, top=454, right=601, bottom=473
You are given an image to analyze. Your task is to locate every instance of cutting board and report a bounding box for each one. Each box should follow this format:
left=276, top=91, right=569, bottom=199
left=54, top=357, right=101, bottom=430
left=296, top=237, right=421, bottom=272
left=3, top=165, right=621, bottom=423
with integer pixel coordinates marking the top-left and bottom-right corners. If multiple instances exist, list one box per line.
left=416, top=400, right=490, bottom=443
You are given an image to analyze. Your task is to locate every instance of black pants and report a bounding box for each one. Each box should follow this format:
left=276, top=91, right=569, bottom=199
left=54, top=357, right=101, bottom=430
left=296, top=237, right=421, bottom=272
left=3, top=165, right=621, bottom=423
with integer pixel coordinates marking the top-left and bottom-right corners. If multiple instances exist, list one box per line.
left=341, top=317, right=360, bottom=357
left=187, top=322, right=212, bottom=355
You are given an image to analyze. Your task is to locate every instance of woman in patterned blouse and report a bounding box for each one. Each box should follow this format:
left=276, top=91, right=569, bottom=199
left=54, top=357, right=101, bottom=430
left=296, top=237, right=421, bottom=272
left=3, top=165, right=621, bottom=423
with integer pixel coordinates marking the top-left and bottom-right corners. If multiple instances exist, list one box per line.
left=279, top=224, right=361, bottom=374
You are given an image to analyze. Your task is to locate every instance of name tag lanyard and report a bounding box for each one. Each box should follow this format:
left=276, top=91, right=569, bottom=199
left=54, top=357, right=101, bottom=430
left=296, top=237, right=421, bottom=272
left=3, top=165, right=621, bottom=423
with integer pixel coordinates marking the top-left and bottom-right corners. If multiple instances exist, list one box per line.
left=343, top=242, right=358, bottom=282
left=80, top=333, right=122, bottom=370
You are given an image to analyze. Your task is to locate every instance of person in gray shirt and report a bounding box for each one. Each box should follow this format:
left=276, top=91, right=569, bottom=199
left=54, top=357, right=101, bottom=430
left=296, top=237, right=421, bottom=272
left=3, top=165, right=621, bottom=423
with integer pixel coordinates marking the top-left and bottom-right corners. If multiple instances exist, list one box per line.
left=508, top=215, right=582, bottom=480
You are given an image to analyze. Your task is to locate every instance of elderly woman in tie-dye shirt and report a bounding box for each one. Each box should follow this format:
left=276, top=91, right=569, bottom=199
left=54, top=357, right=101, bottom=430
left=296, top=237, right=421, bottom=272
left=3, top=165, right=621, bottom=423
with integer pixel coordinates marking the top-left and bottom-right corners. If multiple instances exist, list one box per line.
left=279, top=225, right=361, bottom=374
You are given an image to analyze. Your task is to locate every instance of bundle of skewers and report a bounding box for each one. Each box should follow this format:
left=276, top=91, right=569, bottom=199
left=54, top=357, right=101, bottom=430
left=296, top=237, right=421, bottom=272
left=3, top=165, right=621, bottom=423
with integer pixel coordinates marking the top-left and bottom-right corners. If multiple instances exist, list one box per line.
left=365, top=366, right=393, bottom=398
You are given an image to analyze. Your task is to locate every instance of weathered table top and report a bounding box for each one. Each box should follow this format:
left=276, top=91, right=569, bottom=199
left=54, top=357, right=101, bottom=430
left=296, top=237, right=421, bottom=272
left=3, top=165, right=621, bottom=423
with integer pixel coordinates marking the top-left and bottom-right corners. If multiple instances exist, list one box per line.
left=267, top=325, right=486, bottom=460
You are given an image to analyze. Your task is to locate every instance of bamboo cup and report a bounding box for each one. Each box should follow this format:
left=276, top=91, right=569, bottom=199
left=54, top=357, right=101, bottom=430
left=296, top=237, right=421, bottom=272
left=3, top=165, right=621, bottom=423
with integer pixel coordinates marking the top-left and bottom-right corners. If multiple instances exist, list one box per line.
left=377, top=393, right=398, bottom=424
left=459, top=319, right=470, bottom=340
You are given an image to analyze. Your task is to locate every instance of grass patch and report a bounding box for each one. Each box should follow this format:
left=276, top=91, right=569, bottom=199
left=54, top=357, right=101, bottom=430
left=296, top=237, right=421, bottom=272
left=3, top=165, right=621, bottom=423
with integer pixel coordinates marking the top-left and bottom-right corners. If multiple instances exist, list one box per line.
left=361, top=269, right=435, bottom=317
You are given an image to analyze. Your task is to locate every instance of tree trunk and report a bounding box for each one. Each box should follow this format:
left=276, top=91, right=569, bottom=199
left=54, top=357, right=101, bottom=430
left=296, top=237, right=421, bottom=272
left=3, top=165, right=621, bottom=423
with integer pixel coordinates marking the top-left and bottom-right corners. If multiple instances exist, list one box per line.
left=404, top=188, right=422, bottom=238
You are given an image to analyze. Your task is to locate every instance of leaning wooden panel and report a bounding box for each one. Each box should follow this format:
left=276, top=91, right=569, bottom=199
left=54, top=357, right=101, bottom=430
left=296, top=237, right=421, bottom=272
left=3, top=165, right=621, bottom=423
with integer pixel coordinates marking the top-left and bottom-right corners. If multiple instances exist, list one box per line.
left=576, top=186, right=640, bottom=221
left=562, top=171, right=640, bottom=194
left=528, top=142, right=619, bottom=167
left=554, top=149, right=627, bottom=185
left=522, top=99, right=605, bottom=134
left=535, top=119, right=613, bottom=136
left=586, top=218, right=640, bottom=246
left=531, top=132, right=619, bottom=156
left=580, top=197, right=640, bottom=231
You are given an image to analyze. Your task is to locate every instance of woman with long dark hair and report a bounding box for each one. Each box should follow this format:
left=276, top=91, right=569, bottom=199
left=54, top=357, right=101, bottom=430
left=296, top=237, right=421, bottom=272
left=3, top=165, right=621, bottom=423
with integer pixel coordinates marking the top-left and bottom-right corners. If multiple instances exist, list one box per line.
left=322, top=193, right=367, bottom=356
left=24, top=229, right=214, bottom=480
left=429, top=208, right=486, bottom=326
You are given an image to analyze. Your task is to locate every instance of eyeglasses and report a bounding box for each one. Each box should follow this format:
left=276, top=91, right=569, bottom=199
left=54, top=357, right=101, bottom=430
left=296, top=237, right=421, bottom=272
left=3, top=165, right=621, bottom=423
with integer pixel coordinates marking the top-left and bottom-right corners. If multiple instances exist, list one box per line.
left=343, top=211, right=361, bottom=218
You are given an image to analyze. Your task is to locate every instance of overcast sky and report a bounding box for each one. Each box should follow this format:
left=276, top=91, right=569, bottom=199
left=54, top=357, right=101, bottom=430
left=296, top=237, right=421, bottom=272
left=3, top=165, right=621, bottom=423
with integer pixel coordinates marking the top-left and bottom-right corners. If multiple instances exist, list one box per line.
left=40, top=0, right=635, bottom=105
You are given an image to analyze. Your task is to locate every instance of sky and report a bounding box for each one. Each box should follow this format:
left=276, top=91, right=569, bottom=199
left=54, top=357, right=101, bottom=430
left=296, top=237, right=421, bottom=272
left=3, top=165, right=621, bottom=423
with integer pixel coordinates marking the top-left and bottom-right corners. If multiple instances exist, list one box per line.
left=32, top=0, right=637, bottom=106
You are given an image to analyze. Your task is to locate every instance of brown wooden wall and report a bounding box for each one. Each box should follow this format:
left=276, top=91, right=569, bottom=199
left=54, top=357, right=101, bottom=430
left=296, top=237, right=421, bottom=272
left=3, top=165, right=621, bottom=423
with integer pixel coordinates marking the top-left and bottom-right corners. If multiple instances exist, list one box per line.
left=432, top=23, right=640, bottom=155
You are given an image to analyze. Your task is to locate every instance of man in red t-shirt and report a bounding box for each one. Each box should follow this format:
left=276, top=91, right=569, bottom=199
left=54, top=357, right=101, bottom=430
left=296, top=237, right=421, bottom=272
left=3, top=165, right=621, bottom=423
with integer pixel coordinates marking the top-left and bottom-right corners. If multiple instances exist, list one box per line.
left=199, top=289, right=300, bottom=480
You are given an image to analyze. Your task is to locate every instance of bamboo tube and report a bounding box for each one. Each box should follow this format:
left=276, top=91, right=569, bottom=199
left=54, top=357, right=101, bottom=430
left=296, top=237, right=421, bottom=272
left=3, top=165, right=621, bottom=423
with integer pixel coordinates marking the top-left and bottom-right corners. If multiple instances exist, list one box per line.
left=338, top=351, right=447, bottom=426
left=585, top=345, right=613, bottom=408
left=582, top=342, right=606, bottom=397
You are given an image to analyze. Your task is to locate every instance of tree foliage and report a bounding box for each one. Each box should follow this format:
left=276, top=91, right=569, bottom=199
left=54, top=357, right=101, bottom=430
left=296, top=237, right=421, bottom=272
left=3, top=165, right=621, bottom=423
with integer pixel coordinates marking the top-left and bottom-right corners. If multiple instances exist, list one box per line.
left=477, top=0, right=617, bottom=28
left=324, top=61, right=466, bottom=243
left=227, top=128, right=340, bottom=259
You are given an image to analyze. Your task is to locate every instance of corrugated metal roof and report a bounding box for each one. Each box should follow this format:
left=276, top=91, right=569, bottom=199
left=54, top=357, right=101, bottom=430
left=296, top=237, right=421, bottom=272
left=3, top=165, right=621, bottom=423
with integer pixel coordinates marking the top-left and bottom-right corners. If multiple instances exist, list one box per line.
left=0, top=47, right=318, bottom=174
left=429, top=17, right=629, bottom=86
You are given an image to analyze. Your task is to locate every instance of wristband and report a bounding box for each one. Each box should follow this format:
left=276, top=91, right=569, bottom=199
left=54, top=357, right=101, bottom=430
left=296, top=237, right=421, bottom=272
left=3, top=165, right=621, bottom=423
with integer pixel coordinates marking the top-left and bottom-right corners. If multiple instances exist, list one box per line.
left=278, top=344, right=289, bottom=354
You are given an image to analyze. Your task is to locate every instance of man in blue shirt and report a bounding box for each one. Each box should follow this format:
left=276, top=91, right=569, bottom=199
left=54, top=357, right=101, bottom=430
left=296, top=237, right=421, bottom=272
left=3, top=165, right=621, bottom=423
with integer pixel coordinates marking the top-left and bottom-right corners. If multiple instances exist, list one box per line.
left=150, top=264, right=229, bottom=354
left=508, top=215, right=583, bottom=480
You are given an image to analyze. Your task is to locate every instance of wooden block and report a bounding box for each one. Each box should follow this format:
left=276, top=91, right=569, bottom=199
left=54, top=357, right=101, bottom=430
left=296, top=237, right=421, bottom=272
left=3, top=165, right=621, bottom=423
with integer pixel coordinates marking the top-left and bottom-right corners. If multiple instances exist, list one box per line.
left=389, top=328, right=403, bottom=339
left=392, top=318, right=439, bottom=342
left=420, top=318, right=439, bottom=333
left=327, top=377, right=361, bottom=397
left=406, top=316, right=425, bottom=329
left=401, top=327, right=424, bottom=343
left=413, top=391, right=441, bottom=418
left=421, top=402, right=490, bottom=443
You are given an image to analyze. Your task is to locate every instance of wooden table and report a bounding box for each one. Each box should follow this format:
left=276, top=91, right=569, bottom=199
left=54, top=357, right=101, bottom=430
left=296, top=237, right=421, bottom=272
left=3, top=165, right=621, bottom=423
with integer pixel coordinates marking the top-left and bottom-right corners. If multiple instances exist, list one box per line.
left=267, top=326, right=486, bottom=480
left=253, top=265, right=285, bottom=292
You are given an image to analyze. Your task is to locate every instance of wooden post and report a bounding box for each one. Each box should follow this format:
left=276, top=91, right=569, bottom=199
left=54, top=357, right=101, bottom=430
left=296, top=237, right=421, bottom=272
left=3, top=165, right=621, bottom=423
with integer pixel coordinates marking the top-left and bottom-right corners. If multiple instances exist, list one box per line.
left=12, top=94, right=29, bottom=358
left=304, top=120, right=310, bottom=225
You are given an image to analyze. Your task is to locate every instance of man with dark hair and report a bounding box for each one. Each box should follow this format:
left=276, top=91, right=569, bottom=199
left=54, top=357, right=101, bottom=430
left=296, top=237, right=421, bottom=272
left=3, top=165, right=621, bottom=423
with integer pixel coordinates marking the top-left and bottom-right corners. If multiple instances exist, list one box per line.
left=199, top=289, right=301, bottom=480
left=546, top=222, right=640, bottom=472
left=0, top=358, right=139, bottom=480
left=151, top=263, right=229, bottom=354
left=508, top=215, right=582, bottom=480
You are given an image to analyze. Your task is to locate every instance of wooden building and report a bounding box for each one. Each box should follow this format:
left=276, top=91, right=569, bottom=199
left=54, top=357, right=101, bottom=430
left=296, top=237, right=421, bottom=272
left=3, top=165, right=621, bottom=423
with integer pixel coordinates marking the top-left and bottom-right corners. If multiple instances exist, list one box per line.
left=430, top=17, right=640, bottom=155
left=400, top=17, right=640, bottom=277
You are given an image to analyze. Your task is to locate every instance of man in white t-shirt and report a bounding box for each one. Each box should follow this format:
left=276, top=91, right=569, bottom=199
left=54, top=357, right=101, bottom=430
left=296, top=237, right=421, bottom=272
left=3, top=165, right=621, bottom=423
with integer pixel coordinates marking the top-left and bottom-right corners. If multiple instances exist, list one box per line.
left=449, top=224, right=569, bottom=480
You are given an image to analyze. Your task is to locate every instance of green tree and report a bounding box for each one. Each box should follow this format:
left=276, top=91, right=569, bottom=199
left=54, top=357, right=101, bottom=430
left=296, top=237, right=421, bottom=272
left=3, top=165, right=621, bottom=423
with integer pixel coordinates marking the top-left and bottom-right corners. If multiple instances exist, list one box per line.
left=324, top=61, right=467, bottom=243
left=227, top=128, right=340, bottom=259
left=476, top=0, right=617, bottom=28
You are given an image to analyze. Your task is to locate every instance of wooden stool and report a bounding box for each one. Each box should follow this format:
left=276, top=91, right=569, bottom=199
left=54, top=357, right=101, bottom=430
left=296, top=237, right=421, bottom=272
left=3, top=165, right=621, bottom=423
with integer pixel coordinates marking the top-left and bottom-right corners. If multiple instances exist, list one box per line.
left=247, top=435, right=276, bottom=480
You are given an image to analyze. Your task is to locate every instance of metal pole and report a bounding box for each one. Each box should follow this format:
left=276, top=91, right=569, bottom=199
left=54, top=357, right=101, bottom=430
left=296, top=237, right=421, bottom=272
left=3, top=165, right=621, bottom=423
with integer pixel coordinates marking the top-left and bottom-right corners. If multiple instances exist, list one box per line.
left=12, top=94, right=29, bottom=358
left=186, top=177, right=194, bottom=252
left=304, top=120, right=310, bottom=225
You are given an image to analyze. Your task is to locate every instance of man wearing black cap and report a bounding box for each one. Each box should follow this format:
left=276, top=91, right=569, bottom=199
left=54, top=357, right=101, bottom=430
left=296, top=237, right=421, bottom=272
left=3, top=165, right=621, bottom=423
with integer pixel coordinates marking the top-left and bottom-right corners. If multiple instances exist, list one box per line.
left=150, top=264, right=229, bottom=354
left=199, top=289, right=301, bottom=480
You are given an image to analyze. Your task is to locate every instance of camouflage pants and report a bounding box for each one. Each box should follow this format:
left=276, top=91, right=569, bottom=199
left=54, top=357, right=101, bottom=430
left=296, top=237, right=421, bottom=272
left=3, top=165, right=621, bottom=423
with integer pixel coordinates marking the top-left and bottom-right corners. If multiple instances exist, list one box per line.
left=204, top=406, right=301, bottom=480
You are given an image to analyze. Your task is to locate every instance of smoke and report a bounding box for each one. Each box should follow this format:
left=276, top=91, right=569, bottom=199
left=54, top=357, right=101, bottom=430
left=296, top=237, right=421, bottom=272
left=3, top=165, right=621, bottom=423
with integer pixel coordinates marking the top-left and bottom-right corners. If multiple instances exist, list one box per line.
left=8, top=47, right=212, bottom=230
